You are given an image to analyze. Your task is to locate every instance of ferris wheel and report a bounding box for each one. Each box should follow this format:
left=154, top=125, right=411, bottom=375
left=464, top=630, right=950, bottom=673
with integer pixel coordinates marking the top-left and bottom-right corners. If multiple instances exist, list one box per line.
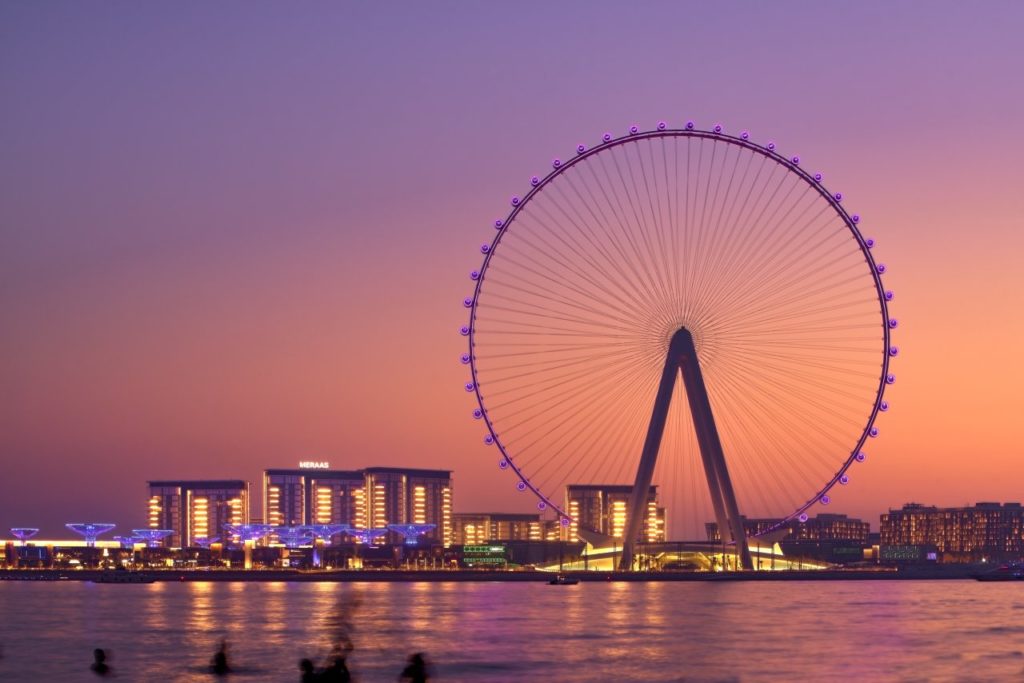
left=460, top=122, right=896, bottom=569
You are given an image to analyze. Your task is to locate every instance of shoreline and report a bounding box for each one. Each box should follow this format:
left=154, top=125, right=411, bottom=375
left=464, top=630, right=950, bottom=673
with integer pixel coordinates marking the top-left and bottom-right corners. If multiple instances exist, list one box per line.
left=0, top=567, right=984, bottom=582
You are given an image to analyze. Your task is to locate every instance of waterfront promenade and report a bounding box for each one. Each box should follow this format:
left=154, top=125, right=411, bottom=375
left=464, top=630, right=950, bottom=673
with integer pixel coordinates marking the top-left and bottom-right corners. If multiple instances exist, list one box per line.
left=0, top=566, right=983, bottom=582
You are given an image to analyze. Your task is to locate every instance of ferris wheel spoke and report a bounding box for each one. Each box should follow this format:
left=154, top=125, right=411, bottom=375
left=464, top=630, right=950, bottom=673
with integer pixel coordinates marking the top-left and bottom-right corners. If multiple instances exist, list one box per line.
left=527, top=375, right=654, bottom=493
left=602, top=148, right=679, bottom=321
left=571, top=159, right=677, bottom=316
left=499, top=219, right=643, bottom=317
left=508, top=359, right=656, bottom=473
left=525, top=196, right=658, bottom=313
left=699, top=158, right=800, bottom=306
left=551, top=176, right=666, bottom=309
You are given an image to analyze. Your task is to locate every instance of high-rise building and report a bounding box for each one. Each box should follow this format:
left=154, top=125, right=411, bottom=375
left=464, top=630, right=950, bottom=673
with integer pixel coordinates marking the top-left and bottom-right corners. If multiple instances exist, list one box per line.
left=452, top=513, right=544, bottom=545
left=705, top=513, right=870, bottom=543
left=263, top=467, right=365, bottom=529
left=881, top=502, right=1024, bottom=562
left=565, top=484, right=665, bottom=543
left=147, top=480, right=249, bottom=547
left=363, top=467, right=452, bottom=546
left=262, top=465, right=452, bottom=546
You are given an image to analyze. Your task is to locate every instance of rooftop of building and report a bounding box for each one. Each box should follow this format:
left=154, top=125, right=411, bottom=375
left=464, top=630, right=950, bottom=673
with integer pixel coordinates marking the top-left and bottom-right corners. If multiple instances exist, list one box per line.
left=263, top=468, right=363, bottom=478
left=363, top=466, right=452, bottom=478
left=147, top=480, right=248, bottom=489
left=566, top=484, right=657, bottom=493
left=452, top=512, right=542, bottom=521
left=888, top=501, right=1023, bottom=513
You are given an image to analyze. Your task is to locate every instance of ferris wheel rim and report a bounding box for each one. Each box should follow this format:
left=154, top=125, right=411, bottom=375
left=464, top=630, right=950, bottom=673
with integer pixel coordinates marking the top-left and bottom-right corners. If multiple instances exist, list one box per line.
left=463, top=124, right=893, bottom=532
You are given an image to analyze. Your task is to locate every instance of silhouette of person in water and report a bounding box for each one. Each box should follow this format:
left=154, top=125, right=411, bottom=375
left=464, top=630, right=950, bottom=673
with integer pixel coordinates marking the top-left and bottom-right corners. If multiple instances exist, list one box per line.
left=399, top=653, right=429, bottom=682
left=299, top=658, right=317, bottom=683
left=210, top=639, right=230, bottom=676
left=321, top=653, right=351, bottom=682
left=91, top=648, right=112, bottom=677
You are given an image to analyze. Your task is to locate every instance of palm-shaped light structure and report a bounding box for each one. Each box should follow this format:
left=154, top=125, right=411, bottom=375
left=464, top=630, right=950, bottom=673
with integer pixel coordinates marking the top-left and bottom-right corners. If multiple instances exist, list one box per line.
left=346, top=528, right=389, bottom=545
left=114, top=535, right=140, bottom=550
left=223, top=523, right=274, bottom=546
left=131, top=529, right=174, bottom=548
left=10, top=528, right=39, bottom=545
left=302, top=524, right=351, bottom=544
left=194, top=536, right=219, bottom=549
left=387, top=524, right=436, bottom=546
left=274, top=526, right=314, bottom=548
left=66, top=523, right=116, bottom=548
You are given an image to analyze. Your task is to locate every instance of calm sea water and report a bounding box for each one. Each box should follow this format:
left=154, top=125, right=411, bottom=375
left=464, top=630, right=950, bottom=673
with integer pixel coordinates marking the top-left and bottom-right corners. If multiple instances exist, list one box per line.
left=0, top=579, right=1022, bottom=681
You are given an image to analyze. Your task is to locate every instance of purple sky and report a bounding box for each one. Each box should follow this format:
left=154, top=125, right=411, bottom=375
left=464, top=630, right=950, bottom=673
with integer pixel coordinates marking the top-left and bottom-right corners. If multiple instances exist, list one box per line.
left=2, top=2, right=1024, bottom=536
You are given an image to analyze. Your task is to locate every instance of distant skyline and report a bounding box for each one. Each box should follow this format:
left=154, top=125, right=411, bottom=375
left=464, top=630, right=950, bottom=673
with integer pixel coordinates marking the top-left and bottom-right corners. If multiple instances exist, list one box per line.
left=3, top=2, right=1024, bottom=535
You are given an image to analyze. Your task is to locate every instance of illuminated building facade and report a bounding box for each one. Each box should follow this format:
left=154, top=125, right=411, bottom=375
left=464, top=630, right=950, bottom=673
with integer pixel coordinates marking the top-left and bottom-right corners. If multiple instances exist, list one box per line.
left=262, top=466, right=451, bottom=546
left=452, top=513, right=544, bottom=545
left=147, top=480, right=249, bottom=548
left=363, top=467, right=452, bottom=546
left=263, top=467, right=365, bottom=531
left=705, top=514, right=870, bottom=543
left=881, top=502, right=1024, bottom=562
left=565, top=485, right=665, bottom=543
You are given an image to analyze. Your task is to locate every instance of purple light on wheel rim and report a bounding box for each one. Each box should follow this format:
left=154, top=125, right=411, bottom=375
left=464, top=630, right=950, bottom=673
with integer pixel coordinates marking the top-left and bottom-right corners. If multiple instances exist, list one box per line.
left=629, top=125, right=639, bottom=135
left=461, top=353, right=471, bottom=364
left=839, top=475, right=849, bottom=485
left=494, top=219, right=504, bottom=229
left=820, top=495, right=830, bottom=505
left=657, top=121, right=666, bottom=131
left=484, top=434, right=494, bottom=445
left=499, top=459, right=508, bottom=469
left=888, top=318, right=898, bottom=329
left=713, top=124, right=722, bottom=133
left=852, top=214, right=861, bottom=223
left=885, top=290, right=894, bottom=302
left=685, top=120, right=694, bottom=130
left=876, top=263, right=886, bottom=274
left=470, top=270, right=480, bottom=280
left=869, top=427, right=879, bottom=437
left=799, top=513, right=809, bottom=523
left=511, top=196, right=520, bottom=206
left=889, top=346, right=899, bottom=357
left=465, top=382, right=475, bottom=392
left=473, top=408, right=483, bottom=419
left=886, top=374, right=896, bottom=384
left=516, top=481, right=526, bottom=491
left=480, top=243, right=490, bottom=254
left=791, top=155, right=800, bottom=165
left=460, top=325, right=469, bottom=336
left=531, top=176, right=540, bottom=186
left=767, top=142, right=776, bottom=151
left=741, top=131, right=750, bottom=140
left=880, top=401, right=889, bottom=411
left=603, top=133, right=612, bottom=142
left=576, top=144, right=586, bottom=154
left=463, top=297, right=473, bottom=308
left=560, top=517, right=570, bottom=527
left=865, top=238, right=875, bottom=248
left=538, top=501, right=547, bottom=510
left=855, top=452, right=866, bottom=462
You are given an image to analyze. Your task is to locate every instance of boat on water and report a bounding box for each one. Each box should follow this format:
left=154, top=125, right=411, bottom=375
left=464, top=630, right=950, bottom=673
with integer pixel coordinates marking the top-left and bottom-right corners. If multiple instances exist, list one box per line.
left=92, top=570, right=155, bottom=584
left=548, top=575, right=579, bottom=585
left=973, top=563, right=1024, bottom=581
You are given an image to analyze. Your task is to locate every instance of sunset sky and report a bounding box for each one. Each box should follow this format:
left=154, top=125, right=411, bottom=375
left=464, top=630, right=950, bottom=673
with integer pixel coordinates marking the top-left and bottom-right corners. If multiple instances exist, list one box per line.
left=2, top=2, right=1023, bottom=536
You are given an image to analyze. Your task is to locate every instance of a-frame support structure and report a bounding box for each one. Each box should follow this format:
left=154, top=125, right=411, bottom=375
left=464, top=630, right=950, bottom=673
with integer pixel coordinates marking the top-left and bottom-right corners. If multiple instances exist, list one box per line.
left=619, top=328, right=754, bottom=571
